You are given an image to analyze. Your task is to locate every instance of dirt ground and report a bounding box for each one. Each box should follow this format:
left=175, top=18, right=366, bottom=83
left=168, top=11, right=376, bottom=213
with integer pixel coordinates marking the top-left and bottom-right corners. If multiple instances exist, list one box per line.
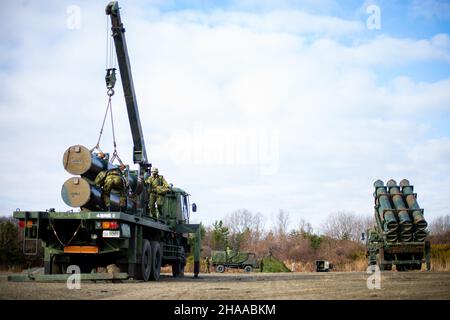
left=1, top=271, right=449, bottom=300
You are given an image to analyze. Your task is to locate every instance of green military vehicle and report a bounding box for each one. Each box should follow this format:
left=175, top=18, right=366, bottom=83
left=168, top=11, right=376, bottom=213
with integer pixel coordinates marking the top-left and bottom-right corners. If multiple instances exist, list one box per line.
left=211, top=250, right=260, bottom=273
left=365, top=179, right=430, bottom=271
left=11, top=1, right=201, bottom=282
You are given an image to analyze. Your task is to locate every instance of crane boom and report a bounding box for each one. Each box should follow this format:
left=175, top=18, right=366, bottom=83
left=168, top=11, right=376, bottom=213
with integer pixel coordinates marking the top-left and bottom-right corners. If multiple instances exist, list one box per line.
left=106, top=1, right=148, bottom=167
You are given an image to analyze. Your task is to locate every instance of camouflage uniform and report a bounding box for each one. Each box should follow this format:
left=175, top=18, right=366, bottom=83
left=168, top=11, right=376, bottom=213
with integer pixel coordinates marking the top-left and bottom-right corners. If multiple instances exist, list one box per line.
left=226, top=247, right=232, bottom=260
left=145, top=168, right=169, bottom=218
left=205, top=257, right=210, bottom=273
left=94, top=167, right=127, bottom=209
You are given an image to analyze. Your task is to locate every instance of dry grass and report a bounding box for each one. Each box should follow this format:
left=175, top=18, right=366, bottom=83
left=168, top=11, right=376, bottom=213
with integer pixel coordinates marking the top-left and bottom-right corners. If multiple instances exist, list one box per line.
left=283, top=258, right=367, bottom=272
left=0, top=265, right=23, bottom=272
left=430, top=244, right=450, bottom=271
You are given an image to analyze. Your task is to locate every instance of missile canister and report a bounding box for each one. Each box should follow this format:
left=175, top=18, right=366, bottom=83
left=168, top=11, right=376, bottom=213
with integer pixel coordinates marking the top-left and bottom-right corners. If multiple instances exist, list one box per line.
left=63, top=145, right=114, bottom=180
left=63, top=145, right=143, bottom=194
left=399, top=179, right=428, bottom=231
left=386, top=179, right=413, bottom=233
left=374, top=180, right=398, bottom=233
left=61, top=177, right=134, bottom=211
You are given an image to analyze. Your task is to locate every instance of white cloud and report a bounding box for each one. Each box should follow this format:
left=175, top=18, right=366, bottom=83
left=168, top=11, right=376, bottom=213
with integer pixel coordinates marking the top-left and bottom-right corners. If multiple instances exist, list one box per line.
left=1, top=1, right=449, bottom=230
left=160, top=9, right=364, bottom=36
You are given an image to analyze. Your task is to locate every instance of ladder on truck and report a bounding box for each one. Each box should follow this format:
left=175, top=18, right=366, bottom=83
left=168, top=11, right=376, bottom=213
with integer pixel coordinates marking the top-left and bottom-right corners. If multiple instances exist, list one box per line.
left=22, top=211, right=40, bottom=255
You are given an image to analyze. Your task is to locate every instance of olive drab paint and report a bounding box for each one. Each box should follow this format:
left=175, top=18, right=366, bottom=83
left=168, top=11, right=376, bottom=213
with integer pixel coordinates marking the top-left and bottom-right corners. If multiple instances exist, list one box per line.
left=12, top=1, right=202, bottom=282
left=366, top=179, right=430, bottom=271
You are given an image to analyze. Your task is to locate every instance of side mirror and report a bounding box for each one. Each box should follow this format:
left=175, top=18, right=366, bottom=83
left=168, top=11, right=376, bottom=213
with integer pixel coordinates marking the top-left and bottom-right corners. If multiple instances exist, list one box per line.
left=192, top=203, right=197, bottom=212
left=361, top=232, right=365, bottom=241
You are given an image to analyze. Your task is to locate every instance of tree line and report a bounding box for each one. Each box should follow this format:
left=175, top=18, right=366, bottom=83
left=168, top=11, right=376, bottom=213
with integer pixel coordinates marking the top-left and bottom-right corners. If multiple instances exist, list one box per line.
left=201, top=210, right=450, bottom=269
left=0, top=212, right=449, bottom=271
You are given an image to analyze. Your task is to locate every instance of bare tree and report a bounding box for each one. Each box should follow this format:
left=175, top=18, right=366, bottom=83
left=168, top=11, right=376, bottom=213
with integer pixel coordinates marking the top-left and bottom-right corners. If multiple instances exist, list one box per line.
left=274, top=210, right=290, bottom=238
left=321, top=211, right=372, bottom=242
left=429, top=215, right=450, bottom=236
left=298, top=218, right=313, bottom=235
left=224, top=209, right=264, bottom=235
left=223, top=209, right=265, bottom=251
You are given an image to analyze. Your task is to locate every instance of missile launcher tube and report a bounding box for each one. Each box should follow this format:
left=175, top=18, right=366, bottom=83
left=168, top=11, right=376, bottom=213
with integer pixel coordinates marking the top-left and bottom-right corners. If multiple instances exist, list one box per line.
left=373, top=180, right=398, bottom=232
left=386, top=179, right=413, bottom=232
left=399, top=179, right=428, bottom=231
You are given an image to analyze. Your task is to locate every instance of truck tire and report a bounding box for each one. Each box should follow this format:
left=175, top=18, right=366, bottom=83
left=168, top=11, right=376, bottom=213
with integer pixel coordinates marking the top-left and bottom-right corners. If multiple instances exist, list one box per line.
left=50, top=256, right=68, bottom=274
left=137, top=239, right=152, bottom=281
left=216, top=265, right=225, bottom=273
left=150, top=241, right=162, bottom=281
left=244, top=265, right=253, bottom=273
left=396, top=265, right=406, bottom=272
left=413, top=263, right=422, bottom=270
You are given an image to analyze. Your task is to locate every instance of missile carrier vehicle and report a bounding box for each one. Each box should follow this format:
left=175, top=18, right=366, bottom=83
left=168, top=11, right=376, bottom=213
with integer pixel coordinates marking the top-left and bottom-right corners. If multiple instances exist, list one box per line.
left=365, top=179, right=430, bottom=271
left=211, top=250, right=260, bottom=273
left=12, top=1, right=201, bottom=282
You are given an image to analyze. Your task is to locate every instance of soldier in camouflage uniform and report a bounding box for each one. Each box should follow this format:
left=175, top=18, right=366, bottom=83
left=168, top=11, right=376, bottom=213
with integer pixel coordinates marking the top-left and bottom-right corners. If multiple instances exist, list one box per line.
left=145, top=168, right=170, bottom=218
left=94, top=164, right=127, bottom=210
left=205, top=256, right=211, bottom=273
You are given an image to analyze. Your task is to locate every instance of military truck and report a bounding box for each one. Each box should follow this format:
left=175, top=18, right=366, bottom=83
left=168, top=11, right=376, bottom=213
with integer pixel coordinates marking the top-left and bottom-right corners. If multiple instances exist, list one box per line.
left=12, top=1, right=201, bottom=282
left=365, top=179, right=430, bottom=271
left=211, top=250, right=260, bottom=273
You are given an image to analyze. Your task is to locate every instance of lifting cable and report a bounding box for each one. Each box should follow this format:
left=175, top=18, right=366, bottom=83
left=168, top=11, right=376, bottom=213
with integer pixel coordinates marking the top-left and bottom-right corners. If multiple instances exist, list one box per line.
left=49, top=219, right=82, bottom=247
left=91, top=16, right=123, bottom=167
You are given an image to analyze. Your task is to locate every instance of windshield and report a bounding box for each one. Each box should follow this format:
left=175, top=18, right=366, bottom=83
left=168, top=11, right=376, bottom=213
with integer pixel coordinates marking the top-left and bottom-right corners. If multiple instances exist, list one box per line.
left=181, top=194, right=189, bottom=222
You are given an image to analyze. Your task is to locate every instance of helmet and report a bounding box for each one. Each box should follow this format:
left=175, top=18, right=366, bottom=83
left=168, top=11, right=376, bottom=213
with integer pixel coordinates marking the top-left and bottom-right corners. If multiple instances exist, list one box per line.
left=151, top=167, right=159, bottom=175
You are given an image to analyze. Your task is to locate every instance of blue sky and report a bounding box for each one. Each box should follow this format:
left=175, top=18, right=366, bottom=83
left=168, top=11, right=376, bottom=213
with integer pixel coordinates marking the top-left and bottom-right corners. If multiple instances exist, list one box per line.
left=0, top=0, right=449, bottom=232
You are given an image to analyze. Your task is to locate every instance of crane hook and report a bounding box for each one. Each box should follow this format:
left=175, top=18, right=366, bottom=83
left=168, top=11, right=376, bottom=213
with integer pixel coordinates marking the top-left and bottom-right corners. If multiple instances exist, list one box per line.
left=105, top=68, right=116, bottom=96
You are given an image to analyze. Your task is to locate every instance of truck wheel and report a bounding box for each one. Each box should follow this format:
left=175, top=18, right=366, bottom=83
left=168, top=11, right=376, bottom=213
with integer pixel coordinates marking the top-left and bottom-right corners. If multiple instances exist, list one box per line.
left=137, top=239, right=152, bottom=281
left=216, top=265, right=225, bottom=273
left=396, top=265, right=406, bottom=272
left=150, top=241, right=162, bottom=281
left=244, top=265, right=253, bottom=273
left=51, top=262, right=68, bottom=274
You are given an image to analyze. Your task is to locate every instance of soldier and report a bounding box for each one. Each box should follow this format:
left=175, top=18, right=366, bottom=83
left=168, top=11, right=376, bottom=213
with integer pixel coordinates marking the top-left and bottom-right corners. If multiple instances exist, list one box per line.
left=145, top=167, right=170, bottom=218
left=205, top=256, right=211, bottom=273
left=94, top=164, right=128, bottom=210
left=226, top=246, right=232, bottom=260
